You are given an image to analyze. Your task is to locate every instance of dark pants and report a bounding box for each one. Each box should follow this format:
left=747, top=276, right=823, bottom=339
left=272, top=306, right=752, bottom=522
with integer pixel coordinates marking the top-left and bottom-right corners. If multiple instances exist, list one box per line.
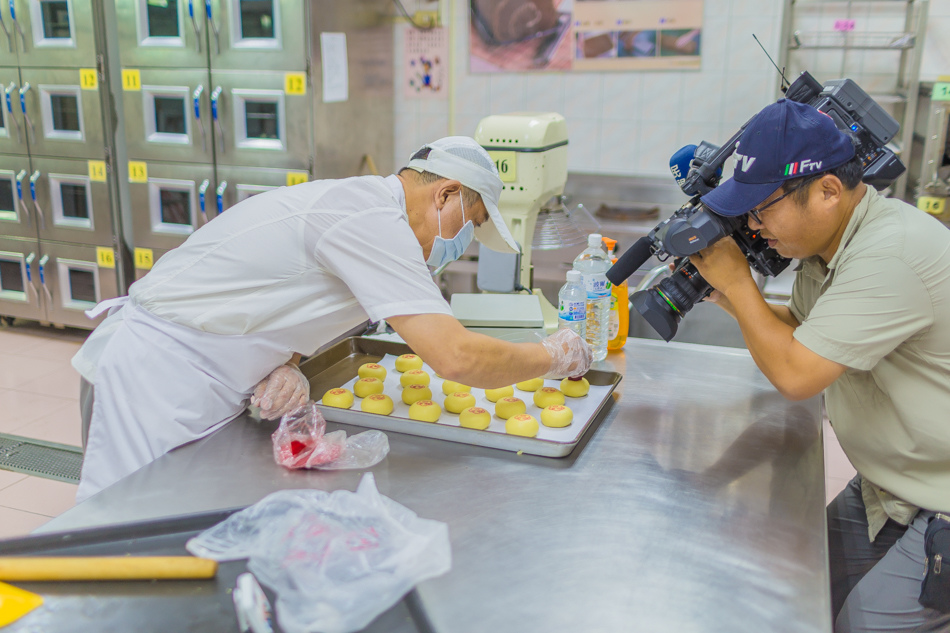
left=828, top=475, right=950, bottom=632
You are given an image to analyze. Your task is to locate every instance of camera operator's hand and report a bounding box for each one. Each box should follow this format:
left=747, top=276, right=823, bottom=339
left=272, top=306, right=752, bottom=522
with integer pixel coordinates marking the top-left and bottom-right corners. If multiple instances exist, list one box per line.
left=691, top=237, right=756, bottom=299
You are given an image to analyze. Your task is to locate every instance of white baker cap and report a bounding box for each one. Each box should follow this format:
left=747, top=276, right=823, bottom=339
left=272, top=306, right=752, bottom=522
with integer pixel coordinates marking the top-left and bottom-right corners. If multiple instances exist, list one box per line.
left=407, top=136, right=520, bottom=254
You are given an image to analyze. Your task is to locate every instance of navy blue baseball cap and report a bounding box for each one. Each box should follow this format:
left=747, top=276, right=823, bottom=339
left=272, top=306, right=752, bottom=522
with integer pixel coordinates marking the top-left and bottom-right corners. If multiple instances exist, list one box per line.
left=701, top=99, right=856, bottom=217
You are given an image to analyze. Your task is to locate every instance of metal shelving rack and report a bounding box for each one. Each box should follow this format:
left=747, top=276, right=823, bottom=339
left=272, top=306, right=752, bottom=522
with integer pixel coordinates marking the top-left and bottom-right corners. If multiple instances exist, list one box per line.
left=777, top=0, right=930, bottom=200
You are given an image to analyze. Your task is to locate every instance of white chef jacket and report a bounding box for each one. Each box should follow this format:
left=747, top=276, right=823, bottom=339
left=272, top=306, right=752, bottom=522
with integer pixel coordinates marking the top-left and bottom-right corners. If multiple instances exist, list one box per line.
left=74, top=174, right=452, bottom=383
left=71, top=174, right=452, bottom=501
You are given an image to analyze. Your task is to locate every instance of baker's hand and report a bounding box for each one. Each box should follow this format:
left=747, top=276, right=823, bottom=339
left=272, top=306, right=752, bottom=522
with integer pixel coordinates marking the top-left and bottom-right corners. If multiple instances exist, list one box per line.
left=690, top=237, right=754, bottom=297
left=540, top=328, right=593, bottom=379
left=251, top=364, right=310, bottom=420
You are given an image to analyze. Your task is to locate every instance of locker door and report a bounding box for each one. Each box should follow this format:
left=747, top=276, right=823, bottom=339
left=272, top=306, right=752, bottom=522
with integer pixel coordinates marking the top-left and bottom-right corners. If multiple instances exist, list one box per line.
left=11, top=0, right=98, bottom=67
left=128, top=160, right=215, bottom=250
left=18, top=67, right=105, bottom=159
left=40, top=240, right=118, bottom=329
left=210, top=70, right=311, bottom=170
left=0, top=155, right=37, bottom=238
left=213, top=164, right=295, bottom=213
left=206, top=0, right=307, bottom=71
left=0, top=235, right=45, bottom=321
left=0, top=69, right=29, bottom=156
left=124, top=69, right=213, bottom=163
left=133, top=245, right=170, bottom=282
left=30, top=156, right=113, bottom=246
left=115, top=0, right=207, bottom=68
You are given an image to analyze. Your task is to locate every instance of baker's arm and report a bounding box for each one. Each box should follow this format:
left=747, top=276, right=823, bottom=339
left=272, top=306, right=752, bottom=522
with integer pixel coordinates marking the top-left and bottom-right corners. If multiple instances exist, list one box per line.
left=692, top=239, right=846, bottom=401
left=387, top=313, right=591, bottom=388
left=251, top=353, right=309, bottom=420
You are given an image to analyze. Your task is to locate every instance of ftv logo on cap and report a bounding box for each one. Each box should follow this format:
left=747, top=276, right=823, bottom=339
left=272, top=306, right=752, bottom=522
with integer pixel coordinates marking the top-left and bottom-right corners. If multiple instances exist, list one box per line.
left=784, top=159, right=823, bottom=176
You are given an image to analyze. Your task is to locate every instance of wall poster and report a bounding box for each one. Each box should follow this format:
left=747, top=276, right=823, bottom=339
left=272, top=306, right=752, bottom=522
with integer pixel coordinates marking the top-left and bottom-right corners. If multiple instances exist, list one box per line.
left=469, top=0, right=703, bottom=73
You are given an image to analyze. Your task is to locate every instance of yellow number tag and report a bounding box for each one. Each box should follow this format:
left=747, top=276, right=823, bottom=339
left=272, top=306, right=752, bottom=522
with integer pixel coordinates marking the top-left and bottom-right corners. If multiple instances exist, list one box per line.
left=87, top=160, right=107, bottom=182
left=122, top=69, right=141, bottom=91
left=488, top=151, right=517, bottom=183
left=96, top=247, right=116, bottom=269
left=128, top=161, right=148, bottom=183
left=134, top=247, right=154, bottom=270
left=918, top=196, right=947, bottom=215
left=286, top=171, right=309, bottom=186
left=79, top=68, right=98, bottom=90
left=284, top=72, right=307, bottom=95
left=933, top=82, right=950, bottom=102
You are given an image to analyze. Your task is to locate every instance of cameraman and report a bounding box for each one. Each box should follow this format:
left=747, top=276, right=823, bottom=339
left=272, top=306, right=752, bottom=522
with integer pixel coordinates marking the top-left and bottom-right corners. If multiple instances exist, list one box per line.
left=690, top=99, right=950, bottom=632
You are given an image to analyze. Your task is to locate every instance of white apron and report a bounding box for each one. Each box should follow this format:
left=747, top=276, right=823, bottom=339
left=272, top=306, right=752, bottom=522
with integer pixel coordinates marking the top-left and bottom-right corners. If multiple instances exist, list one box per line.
left=77, top=298, right=294, bottom=502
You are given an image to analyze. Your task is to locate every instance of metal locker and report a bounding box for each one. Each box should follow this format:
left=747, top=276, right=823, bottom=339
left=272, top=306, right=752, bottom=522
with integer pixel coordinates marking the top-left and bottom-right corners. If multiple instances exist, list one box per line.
left=209, top=70, right=311, bottom=170
left=0, top=234, right=44, bottom=321
left=9, top=0, right=98, bottom=68
left=0, top=155, right=37, bottom=239
left=128, top=160, right=215, bottom=251
left=29, top=156, right=114, bottom=246
left=212, top=164, right=290, bottom=213
left=0, top=69, right=29, bottom=156
left=132, top=245, right=170, bottom=282
left=123, top=68, right=214, bottom=163
left=17, top=67, right=105, bottom=159
left=40, top=240, right=118, bottom=328
left=205, top=0, right=307, bottom=71
left=115, top=0, right=208, bottom=69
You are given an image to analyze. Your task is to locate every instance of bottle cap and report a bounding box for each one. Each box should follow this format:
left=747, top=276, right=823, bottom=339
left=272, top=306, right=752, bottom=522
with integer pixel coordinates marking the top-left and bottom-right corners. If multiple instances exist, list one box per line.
left=588, top=233, right=603, bottom=248
left=566, top=270, right=581, bottom=283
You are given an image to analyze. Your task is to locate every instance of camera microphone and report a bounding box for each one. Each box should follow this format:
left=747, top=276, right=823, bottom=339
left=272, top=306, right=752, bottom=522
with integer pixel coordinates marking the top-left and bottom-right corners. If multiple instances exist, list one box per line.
left=606, top=236, right=654, bottom=286
left=669, top=144, right=698, bottom=194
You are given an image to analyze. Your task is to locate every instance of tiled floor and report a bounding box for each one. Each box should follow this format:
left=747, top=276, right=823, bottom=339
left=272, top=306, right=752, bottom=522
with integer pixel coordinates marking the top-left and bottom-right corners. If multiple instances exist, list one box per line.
left=0, top=321, right=87, bottom=539
left=0, top=322, right=858, bottom=539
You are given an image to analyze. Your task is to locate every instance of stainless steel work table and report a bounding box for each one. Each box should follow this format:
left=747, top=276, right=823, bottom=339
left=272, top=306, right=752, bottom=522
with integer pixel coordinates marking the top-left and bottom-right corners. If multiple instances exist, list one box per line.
left=36, top=338, right=830, bottom=633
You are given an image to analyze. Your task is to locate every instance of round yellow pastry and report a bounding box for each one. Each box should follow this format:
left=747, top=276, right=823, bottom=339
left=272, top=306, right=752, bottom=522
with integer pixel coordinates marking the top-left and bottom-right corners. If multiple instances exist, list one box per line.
left=560, top=377, right=590, bottom=398
left=515, top=377, right=545, bottom=392
left=445, top=391, right=476, bottom=414
left=402, top=384, right=432, bottom=405
left=353, top=377, right=384, bottom=398
left=395, top=353, right=424, bottom=372
left=441, top=380, right=472, bottom=396
left=540, top=404, right=573, bottom=428
left=361, top=393, right=394, bottom=415
left=408, top=399, right=441, bottom=423
left=495, top=396, right=526, bottom=420
left=459, top=406, right=491, bottom=430
left=357, top=363, right=387, bottom=381
left=533, top=387, right=565, bottom=408
left=485, top=386, right=514, bottom=402
left=399, top=369, right=430, bottom=388
left=506, top=413, right=539, bottom=437
left=322, top=388, right=354, bottom=409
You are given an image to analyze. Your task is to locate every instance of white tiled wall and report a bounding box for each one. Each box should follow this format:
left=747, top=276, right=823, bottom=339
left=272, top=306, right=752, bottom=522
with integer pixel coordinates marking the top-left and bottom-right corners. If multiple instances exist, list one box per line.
left=394, top=0, right=950, bottom=177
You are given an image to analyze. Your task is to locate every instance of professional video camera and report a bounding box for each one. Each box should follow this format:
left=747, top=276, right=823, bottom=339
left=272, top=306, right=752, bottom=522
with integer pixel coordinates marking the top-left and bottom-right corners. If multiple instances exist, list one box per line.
left=605, top=71, right=905, bottom=342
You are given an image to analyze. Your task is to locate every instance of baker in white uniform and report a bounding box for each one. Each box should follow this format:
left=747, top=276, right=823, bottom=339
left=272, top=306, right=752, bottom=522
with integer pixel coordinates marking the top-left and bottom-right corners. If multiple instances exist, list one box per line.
left=72, top=137, right=592, bottom=501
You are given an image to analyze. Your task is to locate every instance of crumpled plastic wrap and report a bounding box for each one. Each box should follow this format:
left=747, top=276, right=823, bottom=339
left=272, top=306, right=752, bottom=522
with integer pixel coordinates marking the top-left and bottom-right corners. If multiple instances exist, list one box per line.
left=186, top=474, right=452, bottom=633
left=271, top=403, right=389, bottom=471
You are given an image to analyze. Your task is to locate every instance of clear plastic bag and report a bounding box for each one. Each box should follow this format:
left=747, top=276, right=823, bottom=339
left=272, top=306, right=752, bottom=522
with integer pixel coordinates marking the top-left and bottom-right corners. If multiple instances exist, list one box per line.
left=186, top=474, right=452, bottom=633
left=272, top=403, right=389, bottom=470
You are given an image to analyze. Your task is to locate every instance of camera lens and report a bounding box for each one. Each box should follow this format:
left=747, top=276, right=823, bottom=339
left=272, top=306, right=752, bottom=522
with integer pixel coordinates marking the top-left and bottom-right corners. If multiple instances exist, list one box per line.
left=631, top=260, right=712, bottom=341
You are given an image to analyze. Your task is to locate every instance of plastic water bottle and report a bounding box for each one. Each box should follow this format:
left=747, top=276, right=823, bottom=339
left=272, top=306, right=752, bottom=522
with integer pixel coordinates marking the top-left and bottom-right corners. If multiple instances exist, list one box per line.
left=558, top=270, right=587, bottom=339
left=573, top=233, right=611, bottom=361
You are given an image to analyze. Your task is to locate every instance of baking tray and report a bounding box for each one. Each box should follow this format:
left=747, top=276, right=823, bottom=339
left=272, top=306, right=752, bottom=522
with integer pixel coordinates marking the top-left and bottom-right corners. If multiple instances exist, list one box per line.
left=300, top=336, right=621, bottom=458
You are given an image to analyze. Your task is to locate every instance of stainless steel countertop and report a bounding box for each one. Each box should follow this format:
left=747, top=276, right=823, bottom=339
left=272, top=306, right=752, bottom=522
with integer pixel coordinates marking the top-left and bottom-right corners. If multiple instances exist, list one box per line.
left=39, top=338, right=829, bottom=633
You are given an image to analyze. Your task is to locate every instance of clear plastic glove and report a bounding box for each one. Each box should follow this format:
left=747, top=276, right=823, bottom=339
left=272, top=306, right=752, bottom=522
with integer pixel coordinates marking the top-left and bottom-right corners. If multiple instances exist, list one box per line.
left=251, top=364, right=310, bottom=420
left=539, top=328, right=593, bottom=379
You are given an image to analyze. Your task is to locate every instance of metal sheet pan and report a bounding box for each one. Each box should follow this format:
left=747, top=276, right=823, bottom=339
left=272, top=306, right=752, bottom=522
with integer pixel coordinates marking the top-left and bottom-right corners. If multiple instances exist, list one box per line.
left=299, top=337, right=621, bottom=458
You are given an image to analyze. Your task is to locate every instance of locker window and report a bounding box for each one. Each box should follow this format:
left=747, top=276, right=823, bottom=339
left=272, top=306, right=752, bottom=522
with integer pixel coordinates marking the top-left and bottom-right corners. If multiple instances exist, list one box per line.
left=40, top=1, right=71, bottom=39
left=50, top=94, right=80, bottom=132
left=147, top=0, right=180, bottom=38
left=233, top=90, right=284, bottom=150
left=154, top=97, right=186, bottom=135
left=160, top=189, right=190, bottom=225
left=245, top=101, right=278, bottom=139
left=60, top=183, right=88, bottom=219
left=50, top=175, right=93, bottom=229
left=236, top=184, right=275, bottom=202
left=240, top=0, right=274, bottom=39
left=0, top=259, right=25, bottom=294
left=68, top=268, right=96, bottom=304
left=0, top=179, right=14, bottom=214
left=148, top=178, right=196, bottom=235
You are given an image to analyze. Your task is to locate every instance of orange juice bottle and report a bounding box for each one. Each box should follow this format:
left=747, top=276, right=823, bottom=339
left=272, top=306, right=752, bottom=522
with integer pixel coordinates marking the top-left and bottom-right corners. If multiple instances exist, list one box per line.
left=602, top=237, right=628, bottom=350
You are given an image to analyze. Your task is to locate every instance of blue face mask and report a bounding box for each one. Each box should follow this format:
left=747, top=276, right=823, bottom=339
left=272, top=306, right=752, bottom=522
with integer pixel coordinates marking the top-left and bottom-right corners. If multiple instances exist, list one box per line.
left=426, top=192, right=474, bottom=274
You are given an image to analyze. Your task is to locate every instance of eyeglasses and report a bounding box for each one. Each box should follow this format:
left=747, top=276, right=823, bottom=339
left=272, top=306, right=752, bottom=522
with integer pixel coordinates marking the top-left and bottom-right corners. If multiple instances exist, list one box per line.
left=748, top=175, right=821, bottom=224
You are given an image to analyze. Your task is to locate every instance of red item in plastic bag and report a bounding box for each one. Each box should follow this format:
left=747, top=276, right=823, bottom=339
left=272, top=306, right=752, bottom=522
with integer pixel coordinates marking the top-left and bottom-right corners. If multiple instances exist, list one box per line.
left=273, top=404, right=345, bottom=469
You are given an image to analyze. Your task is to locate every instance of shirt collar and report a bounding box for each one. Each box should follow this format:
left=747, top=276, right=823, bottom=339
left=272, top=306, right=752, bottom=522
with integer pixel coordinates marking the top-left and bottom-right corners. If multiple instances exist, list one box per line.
left=799, top=186, right=875, bottom=281
left=383, top=174, right=407, bottom=215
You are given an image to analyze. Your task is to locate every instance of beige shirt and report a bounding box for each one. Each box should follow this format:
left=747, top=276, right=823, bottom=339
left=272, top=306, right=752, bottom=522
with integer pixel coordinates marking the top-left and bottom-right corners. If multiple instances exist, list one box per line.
left=789, top=187, right=950, bottom=539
